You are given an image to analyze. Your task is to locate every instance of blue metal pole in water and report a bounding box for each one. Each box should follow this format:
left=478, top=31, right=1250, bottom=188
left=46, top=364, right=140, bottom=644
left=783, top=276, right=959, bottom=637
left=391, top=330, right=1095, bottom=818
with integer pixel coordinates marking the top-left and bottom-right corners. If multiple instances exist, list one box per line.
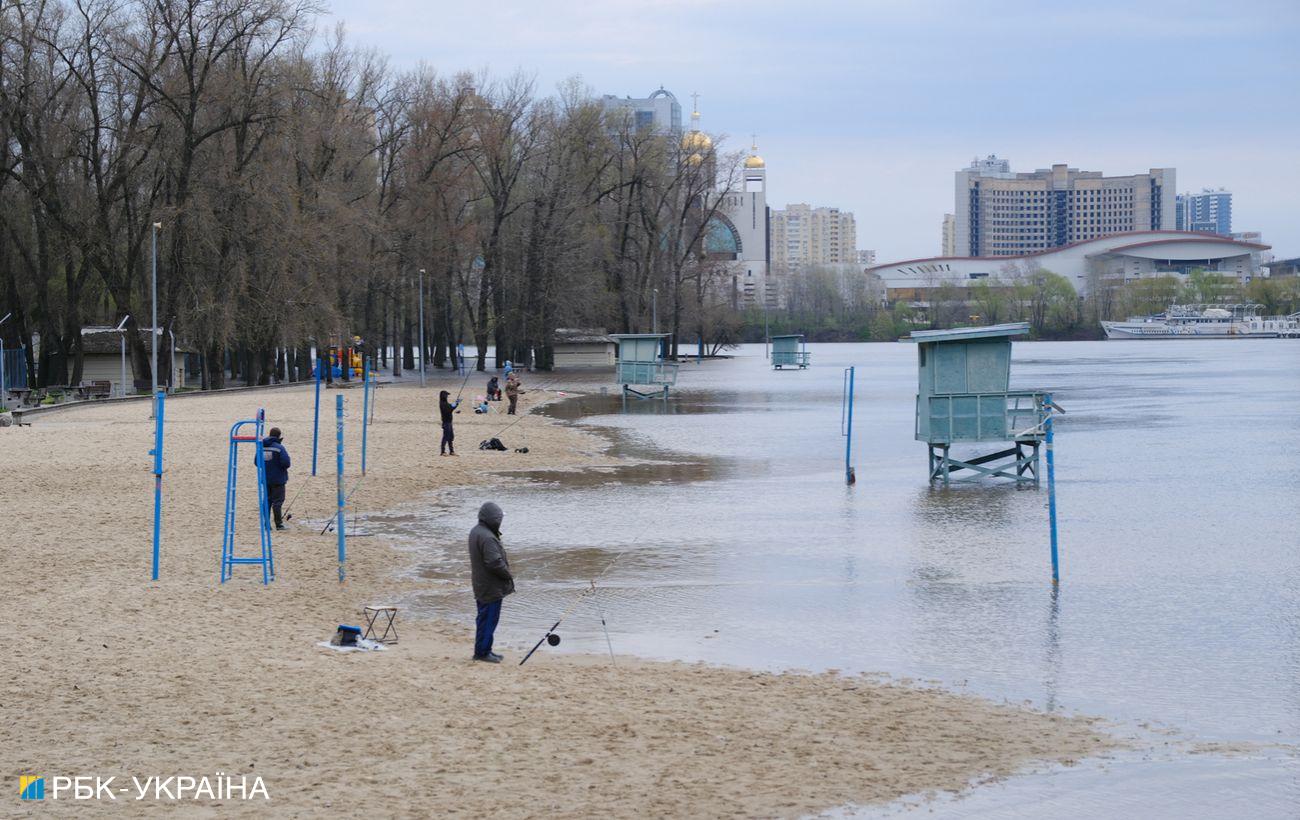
left=844, top=366, right=856, bottom=485
left=311, top=354, right=322, bottom=476
left=361, top=356, right=370, bottom=476
left=336, top=393, right=346, bottom=582
left=1045, top=392, right=1060, bottom=584
left=150, top=390, right=165, bottom=580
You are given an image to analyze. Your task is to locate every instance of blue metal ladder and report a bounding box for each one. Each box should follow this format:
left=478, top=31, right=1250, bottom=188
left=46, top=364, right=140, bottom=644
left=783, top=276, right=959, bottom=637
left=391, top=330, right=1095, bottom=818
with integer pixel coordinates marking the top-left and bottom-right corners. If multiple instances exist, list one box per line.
left=220, top=408, right=276, bottom=584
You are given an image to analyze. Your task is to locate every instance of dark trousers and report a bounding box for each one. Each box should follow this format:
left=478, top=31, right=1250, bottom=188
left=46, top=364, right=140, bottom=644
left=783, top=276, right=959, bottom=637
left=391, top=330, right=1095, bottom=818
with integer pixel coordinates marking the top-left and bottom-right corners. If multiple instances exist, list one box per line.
left=507, top=395, right=518, bottom=414
left=474, top=598, right=502, bottom=658
left=267, top=483, right=286, bottom=527
left=440, top=421, right=455, bottom=455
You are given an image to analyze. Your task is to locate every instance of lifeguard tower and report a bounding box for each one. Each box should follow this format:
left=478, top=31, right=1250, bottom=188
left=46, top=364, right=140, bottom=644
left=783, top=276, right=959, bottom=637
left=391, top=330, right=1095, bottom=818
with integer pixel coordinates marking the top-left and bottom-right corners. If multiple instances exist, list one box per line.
left=611, top=333, right=677, bottom=399
left=771, top=335, right=810, bottom=369
left=912, top=323, right=1047, bottom=485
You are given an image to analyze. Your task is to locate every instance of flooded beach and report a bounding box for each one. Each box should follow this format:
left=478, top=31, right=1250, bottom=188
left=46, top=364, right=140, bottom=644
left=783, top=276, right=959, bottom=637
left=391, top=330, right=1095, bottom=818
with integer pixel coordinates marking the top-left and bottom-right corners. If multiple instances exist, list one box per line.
left=372, top=340, right=1300, bottom=816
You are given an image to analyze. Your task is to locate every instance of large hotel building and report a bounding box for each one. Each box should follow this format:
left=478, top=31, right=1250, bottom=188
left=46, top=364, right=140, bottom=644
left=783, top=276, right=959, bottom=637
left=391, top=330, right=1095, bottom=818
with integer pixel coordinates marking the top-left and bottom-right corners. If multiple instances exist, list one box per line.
left=953, top=155, right=1175, bottom=257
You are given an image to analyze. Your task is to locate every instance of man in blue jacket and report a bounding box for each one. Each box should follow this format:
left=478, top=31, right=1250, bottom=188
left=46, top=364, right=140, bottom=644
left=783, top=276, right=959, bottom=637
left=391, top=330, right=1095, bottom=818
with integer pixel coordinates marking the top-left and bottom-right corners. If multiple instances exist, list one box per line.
left=259, top=427, right=292, bottom=530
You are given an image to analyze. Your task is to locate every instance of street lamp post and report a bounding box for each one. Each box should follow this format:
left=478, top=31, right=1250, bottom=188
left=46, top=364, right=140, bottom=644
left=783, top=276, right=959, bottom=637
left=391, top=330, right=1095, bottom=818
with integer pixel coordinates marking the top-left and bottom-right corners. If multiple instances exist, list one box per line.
left=418, top=269, right=426, bottom=387
left=115, top=315, right=130, bottom=397
left=652, top=288, right=658, bottom=334
left=150, top=222, right=161, bottom=418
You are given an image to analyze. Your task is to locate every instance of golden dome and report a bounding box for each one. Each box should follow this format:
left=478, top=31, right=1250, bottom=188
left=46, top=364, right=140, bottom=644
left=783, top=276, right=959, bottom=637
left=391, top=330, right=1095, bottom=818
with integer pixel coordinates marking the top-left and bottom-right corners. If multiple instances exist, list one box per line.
left=681, top=129, right=713, bottom=152
left=744, top=154, right=765, bottom=169
left=686, top=153, right=704, bottom=167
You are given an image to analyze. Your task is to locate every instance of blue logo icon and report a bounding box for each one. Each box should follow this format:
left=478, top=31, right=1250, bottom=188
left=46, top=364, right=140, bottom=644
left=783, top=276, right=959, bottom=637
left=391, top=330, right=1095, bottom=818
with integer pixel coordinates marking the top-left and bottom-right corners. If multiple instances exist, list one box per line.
left=20, top=776, right=45, bottom=800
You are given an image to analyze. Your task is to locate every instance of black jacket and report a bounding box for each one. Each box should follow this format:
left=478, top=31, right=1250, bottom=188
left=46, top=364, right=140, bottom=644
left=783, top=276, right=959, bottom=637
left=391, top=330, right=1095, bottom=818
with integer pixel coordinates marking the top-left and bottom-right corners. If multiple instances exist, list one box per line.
left=468, top=502, right=514, bottom=603
left=439, top=394, right=458, bottom=424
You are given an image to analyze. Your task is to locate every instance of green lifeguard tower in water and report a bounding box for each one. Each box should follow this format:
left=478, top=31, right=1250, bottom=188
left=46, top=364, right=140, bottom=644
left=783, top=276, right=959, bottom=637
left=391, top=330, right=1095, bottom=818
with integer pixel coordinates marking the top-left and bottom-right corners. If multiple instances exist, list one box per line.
left=770, top=334, right=810, bottom=369
left=912, top=322, right=1048, bottom=484
left=611, top=333, right=678, bottom=399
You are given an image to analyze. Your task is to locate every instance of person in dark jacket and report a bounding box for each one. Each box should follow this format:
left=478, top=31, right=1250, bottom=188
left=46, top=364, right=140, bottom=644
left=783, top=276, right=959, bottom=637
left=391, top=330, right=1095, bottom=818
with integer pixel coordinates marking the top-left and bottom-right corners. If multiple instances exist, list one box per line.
left=439, top=390, right=460, bottom=456
left=486, top=376, right=501, bottom=401
left=468, top=501, right=514, bottom=662
left=257, top=427, right=291, bottom=530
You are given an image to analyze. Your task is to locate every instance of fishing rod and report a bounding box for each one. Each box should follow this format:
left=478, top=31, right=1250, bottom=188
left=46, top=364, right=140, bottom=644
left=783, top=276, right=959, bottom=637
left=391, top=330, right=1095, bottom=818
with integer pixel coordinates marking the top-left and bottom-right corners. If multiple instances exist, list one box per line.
left=480, top=375, right=568, bottom=443
left=282, top=474, right=313, bottom=521
left=452, top=362, right=474, bottom=404
left=319, top=475, right=367, bottom=534
left=518, top=518, right=653, bottom=666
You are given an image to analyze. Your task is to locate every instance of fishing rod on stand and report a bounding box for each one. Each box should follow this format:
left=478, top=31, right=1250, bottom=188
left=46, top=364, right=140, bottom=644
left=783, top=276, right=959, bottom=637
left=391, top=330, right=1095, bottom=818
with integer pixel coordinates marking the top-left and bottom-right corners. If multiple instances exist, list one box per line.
left=519, top=518, right=655, bottom=667
left=282, top=474, right=313, bottom=521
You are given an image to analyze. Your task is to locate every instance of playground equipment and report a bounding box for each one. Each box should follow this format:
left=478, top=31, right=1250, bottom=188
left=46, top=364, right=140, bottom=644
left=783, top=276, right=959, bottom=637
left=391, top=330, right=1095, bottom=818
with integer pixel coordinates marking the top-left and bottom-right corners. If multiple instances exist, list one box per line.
left=911, top=323, right=1048, bottom=485
left=220, top=407, right=275, bottom=584
left=772, top=334, right=810, bottom=369
left=314, top=338, right=364, bottom=380
left=611, top=333, right=677, bottom=399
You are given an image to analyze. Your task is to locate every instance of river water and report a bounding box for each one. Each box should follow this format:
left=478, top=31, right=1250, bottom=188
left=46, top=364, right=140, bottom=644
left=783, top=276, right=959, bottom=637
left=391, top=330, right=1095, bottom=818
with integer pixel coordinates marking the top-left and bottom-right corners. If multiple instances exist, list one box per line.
left=371, top=340, right=1300, bottom=818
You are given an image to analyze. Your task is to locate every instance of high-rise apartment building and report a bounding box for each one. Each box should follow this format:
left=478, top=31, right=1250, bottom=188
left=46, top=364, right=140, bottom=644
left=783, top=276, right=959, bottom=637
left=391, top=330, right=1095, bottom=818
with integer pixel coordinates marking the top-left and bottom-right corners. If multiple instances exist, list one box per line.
left=941, top=214, right=956, bottom=257
left=599, top=87, right=683, bottom=136
left=856, top=249, right=877, bottom=267
left=953, top=155, right=1175, bottom=257
left=1175, top=188, right=1231, bottom=235
left=770, top=204, right=857, bottom=270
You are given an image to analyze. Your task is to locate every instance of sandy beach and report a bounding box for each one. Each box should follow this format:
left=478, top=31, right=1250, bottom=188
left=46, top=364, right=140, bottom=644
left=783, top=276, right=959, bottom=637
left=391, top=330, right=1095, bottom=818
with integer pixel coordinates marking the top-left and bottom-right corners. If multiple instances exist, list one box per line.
left=1, top=375, right=1113, bottom=816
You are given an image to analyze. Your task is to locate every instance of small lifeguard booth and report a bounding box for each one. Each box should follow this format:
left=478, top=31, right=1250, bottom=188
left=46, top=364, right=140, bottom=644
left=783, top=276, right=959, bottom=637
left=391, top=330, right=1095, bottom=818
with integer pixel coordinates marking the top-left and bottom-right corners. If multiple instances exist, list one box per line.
left=771, top=335, right=810, bottom=369
left=611, top=333, right=678, bottom=399
left=912, top=322, right=1047, bottom=484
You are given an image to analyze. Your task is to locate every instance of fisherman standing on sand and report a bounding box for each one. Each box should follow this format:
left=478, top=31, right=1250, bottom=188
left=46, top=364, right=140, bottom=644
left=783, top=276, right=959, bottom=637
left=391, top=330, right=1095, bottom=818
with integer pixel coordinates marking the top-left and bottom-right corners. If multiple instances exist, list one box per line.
left=439, top=390, right=460, bottom=456
left=505, top=372, right=524, bottom=415
left=468, top=502, right=514, bottom=662
left=259, top=427, right=291, bottom=531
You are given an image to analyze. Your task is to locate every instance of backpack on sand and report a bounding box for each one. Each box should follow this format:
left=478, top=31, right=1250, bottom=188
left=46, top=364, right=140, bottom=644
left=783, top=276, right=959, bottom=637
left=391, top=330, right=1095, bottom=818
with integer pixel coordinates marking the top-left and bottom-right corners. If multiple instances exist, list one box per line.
left=478, top=437, right=507, bottom=451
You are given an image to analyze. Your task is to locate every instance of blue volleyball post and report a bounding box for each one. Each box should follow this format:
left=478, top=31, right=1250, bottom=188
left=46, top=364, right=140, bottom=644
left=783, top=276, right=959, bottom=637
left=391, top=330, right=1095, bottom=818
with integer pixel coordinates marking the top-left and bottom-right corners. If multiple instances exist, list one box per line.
left=150, top=390, right=166, bottom=580
left=841, top=367, right=856, bottom=485
left=336, top=394, right=346, bottom=582
left=1044, top=392, right=1060, bottom=584
left=311, top=352, right=322, bottom=476
left=361, top=356, right=370, bottom=476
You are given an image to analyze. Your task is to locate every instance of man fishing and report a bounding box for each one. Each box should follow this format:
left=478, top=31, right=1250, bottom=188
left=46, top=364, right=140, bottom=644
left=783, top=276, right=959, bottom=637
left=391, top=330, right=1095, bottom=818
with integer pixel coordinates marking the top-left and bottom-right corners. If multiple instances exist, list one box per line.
left=468, top=502, right=514, bottom=663
left=439, top=390, right=461, bottom=456
left=258, top=427, right=291, bottom=531
left=505, top=372, right=525, bottom=415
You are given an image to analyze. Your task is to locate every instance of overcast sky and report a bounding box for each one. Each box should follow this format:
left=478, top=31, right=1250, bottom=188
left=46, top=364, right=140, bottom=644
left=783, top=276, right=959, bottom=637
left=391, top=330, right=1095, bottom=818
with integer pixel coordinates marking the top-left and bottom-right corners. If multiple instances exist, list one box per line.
left=324, top=0, right=1300, bottom=262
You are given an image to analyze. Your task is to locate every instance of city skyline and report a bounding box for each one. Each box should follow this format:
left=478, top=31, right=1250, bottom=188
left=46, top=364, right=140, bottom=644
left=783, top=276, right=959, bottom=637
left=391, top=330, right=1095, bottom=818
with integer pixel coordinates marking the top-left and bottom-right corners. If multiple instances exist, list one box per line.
left=323, top=0, right=1300, bottom=262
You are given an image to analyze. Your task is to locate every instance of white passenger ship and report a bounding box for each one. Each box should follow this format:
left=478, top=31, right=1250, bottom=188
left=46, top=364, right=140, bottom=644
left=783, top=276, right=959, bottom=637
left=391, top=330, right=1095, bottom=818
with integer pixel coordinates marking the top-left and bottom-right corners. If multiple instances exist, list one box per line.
left=1101, top=305, right=1300, bottom=339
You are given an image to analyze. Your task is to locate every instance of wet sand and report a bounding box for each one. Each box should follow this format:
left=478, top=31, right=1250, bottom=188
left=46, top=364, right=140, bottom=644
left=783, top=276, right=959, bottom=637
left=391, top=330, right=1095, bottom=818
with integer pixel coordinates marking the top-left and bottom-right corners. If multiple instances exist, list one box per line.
left=0, top=376, right=1113, bottom=816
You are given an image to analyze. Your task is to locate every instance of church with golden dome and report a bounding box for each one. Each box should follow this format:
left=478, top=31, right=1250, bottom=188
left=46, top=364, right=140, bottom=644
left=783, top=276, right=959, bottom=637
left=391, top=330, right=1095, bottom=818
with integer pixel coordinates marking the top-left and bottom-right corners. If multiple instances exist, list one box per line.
left=687, top=98, right=773, bottom=308
left=602, top=88, right=774, bottom=308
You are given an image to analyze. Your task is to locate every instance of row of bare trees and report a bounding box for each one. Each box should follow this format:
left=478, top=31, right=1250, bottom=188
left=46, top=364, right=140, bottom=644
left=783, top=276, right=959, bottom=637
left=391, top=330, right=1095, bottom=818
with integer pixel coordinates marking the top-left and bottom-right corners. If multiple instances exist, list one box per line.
left=0, top=0, right=743, bottom=390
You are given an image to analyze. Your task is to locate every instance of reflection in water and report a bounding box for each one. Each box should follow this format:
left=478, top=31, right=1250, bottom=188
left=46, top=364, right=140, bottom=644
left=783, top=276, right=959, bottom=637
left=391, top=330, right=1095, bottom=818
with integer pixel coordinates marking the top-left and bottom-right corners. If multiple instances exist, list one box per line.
left=377, top=341, right=1299, bottom=817
left=1043, top=585, right=1061, bottom=714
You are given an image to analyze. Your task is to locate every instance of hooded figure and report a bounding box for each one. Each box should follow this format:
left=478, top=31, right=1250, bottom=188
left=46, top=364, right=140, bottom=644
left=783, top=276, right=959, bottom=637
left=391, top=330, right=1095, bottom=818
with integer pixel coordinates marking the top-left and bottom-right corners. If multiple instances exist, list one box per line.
left=468, top=501, right=514, bottom=662
left=439, top=390, right=459, bottom=456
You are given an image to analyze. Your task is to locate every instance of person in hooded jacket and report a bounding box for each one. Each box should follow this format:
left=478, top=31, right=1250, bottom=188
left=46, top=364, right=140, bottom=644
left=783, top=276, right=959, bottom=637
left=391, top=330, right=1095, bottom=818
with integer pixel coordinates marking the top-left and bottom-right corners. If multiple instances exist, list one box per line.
left=257, top=427, right=291, bottom=530
left=439, top=390, right=460, bottom=456
left=468, top=501, right=514, bottom=662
